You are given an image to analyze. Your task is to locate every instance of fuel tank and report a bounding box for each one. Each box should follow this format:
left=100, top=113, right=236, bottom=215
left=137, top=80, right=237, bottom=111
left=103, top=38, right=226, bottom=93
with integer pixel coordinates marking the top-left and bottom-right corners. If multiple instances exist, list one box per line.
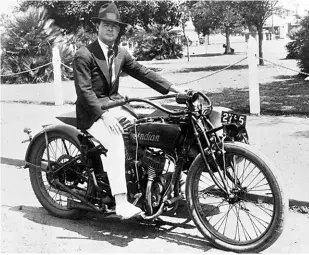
left=128, top=122, right=185, bottom=150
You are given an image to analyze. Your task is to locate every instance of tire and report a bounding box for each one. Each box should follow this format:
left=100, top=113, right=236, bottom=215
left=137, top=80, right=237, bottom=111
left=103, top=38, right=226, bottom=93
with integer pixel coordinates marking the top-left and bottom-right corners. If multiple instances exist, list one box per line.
left=29, top=131, right=88, bottom=219
left=186, top=142, right=287, bottom=253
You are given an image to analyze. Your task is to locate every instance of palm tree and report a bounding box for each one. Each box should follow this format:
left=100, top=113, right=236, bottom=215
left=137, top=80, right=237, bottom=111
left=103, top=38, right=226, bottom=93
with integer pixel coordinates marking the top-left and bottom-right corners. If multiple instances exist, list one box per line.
left=1, top=6, right=72, bottom=84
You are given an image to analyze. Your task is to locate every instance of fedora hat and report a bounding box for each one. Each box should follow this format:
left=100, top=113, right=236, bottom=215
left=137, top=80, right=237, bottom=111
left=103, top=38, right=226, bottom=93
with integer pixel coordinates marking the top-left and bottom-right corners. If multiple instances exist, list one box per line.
left=91, top=3, right=128, bottom=26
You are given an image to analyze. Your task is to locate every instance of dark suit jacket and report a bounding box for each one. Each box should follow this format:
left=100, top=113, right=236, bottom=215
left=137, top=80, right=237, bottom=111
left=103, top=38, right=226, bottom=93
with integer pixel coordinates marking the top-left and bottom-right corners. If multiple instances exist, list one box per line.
left=73, top=39, right=172, bottom=130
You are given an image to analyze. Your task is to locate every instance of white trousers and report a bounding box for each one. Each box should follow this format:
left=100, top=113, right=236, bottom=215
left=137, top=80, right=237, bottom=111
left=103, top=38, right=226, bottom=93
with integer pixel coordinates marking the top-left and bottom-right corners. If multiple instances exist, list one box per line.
left=87, top=107, right=136, bottom=195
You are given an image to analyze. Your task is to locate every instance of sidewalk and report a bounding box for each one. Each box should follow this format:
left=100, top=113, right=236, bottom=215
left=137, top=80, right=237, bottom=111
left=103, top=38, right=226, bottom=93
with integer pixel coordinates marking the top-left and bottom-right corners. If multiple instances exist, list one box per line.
left=1, top=101, right=309, bottom=206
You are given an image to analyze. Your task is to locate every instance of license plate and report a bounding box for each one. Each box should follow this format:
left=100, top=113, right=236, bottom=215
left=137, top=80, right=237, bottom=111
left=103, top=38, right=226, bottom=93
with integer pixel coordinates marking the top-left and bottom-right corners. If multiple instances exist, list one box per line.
left=221, top=111, right=247, bottom=127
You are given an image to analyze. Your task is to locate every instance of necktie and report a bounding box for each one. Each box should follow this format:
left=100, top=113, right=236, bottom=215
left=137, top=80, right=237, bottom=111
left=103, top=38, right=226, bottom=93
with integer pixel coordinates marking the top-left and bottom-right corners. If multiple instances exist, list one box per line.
left=107, top=46, right=114, bottom=85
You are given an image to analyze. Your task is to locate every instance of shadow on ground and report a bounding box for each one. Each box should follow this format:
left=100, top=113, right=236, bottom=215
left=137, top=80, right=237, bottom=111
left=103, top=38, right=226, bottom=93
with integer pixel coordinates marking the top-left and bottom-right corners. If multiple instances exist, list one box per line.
left=1, top=157, right=24, bottom=167
left=272, top=74, right=300, bottom=80
left=188, top=53, right=224, bottom=58
left=292, top=130, right=309, bottom=138
left=9, top=205, right=213, bottom=251
left=175, top=64, right=248, bottom=73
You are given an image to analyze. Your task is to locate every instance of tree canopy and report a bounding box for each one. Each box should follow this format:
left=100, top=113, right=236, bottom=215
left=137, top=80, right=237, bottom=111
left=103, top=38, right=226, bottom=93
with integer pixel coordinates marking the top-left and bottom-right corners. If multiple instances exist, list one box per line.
left=17, top=0, right=184, bottom=34
left=240, top=0, right=280, bottom=31
left=239, top=0, right=281, bottom=65
left=18, top=0, right=99, bottom=34
left=190, top=1, right=244, bottom=53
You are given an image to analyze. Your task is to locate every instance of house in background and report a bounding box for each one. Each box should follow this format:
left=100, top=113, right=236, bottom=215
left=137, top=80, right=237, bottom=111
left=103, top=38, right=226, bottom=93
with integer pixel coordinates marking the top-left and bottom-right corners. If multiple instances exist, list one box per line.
left=263, top=6, right=303, bottom=40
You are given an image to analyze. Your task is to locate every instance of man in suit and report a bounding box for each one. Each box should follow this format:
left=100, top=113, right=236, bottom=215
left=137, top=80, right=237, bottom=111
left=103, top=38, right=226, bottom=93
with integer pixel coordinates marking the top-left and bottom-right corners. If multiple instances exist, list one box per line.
left=73, top=3, right=185, bottom=219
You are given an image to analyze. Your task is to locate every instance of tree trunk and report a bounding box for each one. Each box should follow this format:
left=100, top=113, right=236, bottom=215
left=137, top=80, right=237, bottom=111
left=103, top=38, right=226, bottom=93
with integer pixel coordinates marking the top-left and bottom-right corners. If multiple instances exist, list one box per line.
left=186, top=36, right=190, bottom=62
left=182, top=23, right=190, bottom=62
left=225, top=27, right=231, bottom=54
left=257, top=27, right=264, bottom=66
left=184, top=33, right=190, bottom=62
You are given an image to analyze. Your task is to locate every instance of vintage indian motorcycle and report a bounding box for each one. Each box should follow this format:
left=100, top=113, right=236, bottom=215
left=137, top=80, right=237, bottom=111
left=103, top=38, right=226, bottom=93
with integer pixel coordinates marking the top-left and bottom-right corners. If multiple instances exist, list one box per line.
left=23, top=90, right=286, bottom=253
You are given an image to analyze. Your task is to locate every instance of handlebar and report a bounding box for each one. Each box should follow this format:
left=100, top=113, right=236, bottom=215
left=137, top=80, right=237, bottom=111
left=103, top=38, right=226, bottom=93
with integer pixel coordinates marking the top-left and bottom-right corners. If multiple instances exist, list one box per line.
left=102, top=98, right=127, bottom=110
left=127, top=97, right=186, bottom=115
left=192, top=91, right=212, bottom=107
left=101, top=91, right=212, bottom=116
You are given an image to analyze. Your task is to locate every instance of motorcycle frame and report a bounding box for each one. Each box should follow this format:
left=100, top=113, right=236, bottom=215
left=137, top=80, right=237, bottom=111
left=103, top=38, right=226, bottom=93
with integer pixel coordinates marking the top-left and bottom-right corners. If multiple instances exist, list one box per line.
left=25, top=93, right=235, bottom=219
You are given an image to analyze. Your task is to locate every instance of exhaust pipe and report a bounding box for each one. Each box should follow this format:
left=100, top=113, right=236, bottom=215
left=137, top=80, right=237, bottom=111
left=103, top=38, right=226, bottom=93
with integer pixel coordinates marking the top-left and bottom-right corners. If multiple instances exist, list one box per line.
left=54, top=179, right=104, bottom=214
left=67, top=199, right=100, bottom=213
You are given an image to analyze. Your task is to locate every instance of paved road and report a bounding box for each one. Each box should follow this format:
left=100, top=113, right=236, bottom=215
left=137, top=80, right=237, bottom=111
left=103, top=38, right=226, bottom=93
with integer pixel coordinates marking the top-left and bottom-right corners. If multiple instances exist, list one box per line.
left=1, top=164, right=309, bottom=253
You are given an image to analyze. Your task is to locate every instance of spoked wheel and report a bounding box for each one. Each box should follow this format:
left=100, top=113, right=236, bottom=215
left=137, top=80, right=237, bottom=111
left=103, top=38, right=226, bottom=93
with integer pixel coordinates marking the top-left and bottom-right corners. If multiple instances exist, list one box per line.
left=186, top=142, right=286, bottom=253
left=29, top=131, right=89, bottom=219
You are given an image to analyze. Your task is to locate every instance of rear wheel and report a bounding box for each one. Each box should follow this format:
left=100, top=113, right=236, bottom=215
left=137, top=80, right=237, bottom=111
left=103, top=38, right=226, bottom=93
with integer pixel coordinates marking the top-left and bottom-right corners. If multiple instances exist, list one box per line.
left=29, top=132, right=89, bottom=219
left=186, top=142, right=286, bottom=253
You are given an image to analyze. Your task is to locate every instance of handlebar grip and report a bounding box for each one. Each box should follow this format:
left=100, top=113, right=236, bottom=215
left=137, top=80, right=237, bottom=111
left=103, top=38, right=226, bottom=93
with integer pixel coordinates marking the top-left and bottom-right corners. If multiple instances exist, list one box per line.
left=101, top=98, right=127, bottom=110
left=176, top=93, right=188, bottom=104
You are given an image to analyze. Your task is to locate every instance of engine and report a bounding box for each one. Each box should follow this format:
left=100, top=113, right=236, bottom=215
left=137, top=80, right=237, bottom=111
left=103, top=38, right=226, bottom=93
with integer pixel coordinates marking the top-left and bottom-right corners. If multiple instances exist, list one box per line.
left=124, top=132, right=175, bottom=214
left=141, top=148, right=167, bottom=181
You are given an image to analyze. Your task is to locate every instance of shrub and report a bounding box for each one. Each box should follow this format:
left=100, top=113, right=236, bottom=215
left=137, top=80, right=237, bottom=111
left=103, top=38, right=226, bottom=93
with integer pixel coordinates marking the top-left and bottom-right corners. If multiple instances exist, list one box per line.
left=0, top=6, right=74, bottom=84
left=285, top=40, right=301, bottom=59
left=297, top=14, right=309, bottom=75
left=285, top=13, right=309, bottom=75
left=132, top=25, right=183, bottom=61
left=59, top=29, right=96, bottom=81
left=285, top=27, right=302, bottom=59
left=67, top=27, right=96, bottom=52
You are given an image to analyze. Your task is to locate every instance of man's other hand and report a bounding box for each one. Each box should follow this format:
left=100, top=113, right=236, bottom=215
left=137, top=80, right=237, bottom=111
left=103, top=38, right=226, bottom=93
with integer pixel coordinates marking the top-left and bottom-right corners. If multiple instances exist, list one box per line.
left=100, top=111, right=124, bottom=135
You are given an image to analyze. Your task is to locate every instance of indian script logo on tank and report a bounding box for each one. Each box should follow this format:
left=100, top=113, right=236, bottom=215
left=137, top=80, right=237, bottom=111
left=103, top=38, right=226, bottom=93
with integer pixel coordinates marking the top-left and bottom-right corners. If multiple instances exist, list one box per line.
left=130, top=132, right=160, bottom=142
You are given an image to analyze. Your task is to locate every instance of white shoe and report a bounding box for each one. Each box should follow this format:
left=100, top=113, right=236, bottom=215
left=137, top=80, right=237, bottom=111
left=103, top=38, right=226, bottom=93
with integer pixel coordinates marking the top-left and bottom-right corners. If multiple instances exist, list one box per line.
left=116, top=202, right=143, bottom=220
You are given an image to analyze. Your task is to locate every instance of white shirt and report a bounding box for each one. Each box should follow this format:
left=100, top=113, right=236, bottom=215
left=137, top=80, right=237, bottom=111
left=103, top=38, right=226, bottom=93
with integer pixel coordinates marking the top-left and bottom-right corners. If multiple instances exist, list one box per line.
left=98, top=38, right=115, bottom=83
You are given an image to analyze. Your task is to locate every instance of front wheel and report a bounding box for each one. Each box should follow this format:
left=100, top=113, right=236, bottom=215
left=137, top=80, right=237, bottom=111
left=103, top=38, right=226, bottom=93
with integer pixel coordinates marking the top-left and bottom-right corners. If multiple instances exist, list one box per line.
left=186, top=142, right=287, bottom=253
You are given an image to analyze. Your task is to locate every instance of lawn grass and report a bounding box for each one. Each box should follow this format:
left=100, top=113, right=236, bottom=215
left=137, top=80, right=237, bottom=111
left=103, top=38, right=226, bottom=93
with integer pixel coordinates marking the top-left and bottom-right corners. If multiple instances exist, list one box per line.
left=207, top=75, right=309, bottom=117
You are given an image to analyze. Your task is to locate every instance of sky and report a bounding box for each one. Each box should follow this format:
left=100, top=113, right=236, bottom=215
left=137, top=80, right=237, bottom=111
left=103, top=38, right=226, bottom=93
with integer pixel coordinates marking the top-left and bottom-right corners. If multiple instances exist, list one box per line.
left=1, top=0, right=19, bottom=14
left=279, top=0, right=309, bottom=16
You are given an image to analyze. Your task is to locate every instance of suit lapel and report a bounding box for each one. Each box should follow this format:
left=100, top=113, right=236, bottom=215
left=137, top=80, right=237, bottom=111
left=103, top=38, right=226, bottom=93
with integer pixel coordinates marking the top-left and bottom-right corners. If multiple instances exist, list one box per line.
left=88, top=40, right=111, bottom=86
left=93, top=55, right=111, bottom=86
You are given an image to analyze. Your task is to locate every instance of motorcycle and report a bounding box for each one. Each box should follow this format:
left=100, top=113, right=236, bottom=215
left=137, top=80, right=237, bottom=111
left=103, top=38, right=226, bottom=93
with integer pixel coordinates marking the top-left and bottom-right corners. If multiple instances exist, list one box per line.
left=23, top=90, right=286, bottom=253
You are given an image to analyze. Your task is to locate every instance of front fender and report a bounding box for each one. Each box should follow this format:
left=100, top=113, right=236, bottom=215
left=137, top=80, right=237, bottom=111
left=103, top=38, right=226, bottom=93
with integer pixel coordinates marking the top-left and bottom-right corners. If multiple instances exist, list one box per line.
left=209, top=106, right=232, bottom=129
left=24, top=124, right=83, bottom=167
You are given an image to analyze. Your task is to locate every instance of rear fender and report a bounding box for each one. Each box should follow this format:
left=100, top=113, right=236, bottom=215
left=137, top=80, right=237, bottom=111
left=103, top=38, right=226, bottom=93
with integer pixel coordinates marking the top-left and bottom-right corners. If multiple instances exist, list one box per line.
left=24, top=124, right=83, bottom=167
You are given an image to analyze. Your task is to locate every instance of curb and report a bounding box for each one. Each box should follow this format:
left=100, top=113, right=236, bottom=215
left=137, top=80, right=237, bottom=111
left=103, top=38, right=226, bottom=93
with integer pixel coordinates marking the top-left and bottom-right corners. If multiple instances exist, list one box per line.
left=1, top=157, right=308, bottom=209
